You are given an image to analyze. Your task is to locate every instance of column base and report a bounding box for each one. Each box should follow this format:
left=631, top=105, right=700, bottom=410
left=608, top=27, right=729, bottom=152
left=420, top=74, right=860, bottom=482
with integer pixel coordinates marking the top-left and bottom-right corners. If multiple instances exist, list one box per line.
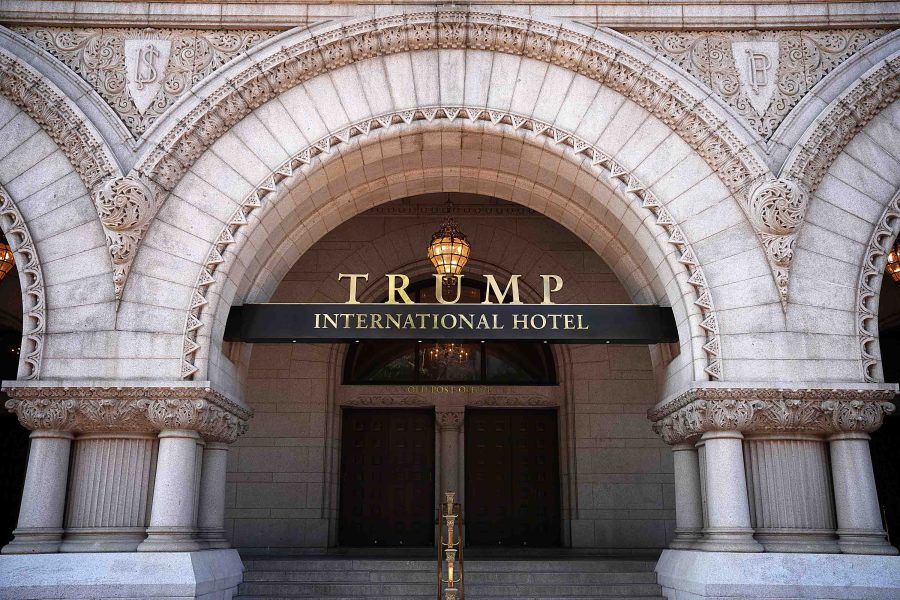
left=59, top=528, right=148, bottom=553
left=197, top=528, right=231, bottom=550
left=0, top=549, right=243, bottom=599
left=754, top=528, right=840, bottom=554
left=697, top=527, right=763, bottom=552
left=655, top=549, right=900, bottom=599
left=837, top=528, right=900, bottom=555
left=669, top=528, right=703, bottom=549
left=137, top=527, right=202, bottom=552
left=1, top=528, right=63, bottom=554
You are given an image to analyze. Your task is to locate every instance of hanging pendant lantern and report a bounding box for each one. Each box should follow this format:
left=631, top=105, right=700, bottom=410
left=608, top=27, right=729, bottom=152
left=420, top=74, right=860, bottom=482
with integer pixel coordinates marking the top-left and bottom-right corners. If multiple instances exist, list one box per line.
left=887, top=238, right=900, bottom=284
left=427, top=215, right=470, bottom=278
left=0, top=240, right=14, bottom=282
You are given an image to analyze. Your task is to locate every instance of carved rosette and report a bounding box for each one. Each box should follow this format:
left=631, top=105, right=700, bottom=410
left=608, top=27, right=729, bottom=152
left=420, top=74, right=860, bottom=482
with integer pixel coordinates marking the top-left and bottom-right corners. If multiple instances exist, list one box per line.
left=92, top=174, right=160, bottom=301
left=748, top=177, right=809, bottom=304
left=2, top=385, right=252, bottom=443
left=649, top=386, right=896, bottom=445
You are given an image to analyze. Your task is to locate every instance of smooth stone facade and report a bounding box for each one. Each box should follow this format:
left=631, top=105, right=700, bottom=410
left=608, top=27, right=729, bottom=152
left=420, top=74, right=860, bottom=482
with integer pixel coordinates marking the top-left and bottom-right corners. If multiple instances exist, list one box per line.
left=0, top=549, right=244, bottom=600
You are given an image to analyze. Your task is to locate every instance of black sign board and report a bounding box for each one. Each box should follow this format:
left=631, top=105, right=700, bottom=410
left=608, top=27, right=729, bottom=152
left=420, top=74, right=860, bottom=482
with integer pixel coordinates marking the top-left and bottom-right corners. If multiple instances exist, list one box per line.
left=224, top=303, right=678, bottom=344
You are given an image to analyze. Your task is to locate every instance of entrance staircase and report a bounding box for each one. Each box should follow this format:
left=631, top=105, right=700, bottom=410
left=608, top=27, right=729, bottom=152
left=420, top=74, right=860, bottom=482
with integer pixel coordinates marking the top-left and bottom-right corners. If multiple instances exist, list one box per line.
left=235, top=555, right=665, bottom=600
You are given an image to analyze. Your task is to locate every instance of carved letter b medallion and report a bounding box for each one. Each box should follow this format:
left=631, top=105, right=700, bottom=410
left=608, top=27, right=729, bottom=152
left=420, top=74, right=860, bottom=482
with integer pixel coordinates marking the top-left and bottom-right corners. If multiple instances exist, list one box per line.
left=732, top=41, right=779, bottom=116
left=124, top=38, right=171, bottom=115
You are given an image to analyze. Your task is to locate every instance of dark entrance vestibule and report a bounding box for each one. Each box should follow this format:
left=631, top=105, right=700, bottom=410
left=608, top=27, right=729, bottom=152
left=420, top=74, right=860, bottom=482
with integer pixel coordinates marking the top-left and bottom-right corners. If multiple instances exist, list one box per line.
left=465, top=408, right=561, bottom=547
left=339, top=408, right=435, bottom=546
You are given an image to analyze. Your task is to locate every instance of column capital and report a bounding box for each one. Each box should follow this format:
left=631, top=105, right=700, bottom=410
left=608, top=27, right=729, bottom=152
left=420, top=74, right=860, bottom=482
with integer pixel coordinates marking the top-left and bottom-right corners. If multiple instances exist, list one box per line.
left=436, top=409, right=464, bottom=430
left=3, top=381, right=252, bottom=442
left=649, top=382, right=897, bottom=445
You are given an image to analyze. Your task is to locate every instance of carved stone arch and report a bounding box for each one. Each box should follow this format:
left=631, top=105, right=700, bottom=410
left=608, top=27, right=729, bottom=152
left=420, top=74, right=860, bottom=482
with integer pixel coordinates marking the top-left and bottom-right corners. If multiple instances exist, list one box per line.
left=175, top=110, right=725, bottom=400
left=0, top=185, right=45, bottom=379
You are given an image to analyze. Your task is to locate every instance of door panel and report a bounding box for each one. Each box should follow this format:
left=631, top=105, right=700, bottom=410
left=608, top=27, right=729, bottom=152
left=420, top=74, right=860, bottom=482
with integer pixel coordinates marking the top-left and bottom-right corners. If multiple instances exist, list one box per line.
left=339, top=408, right=435, bottom=546
left=465, top=409, right=561, bottom=546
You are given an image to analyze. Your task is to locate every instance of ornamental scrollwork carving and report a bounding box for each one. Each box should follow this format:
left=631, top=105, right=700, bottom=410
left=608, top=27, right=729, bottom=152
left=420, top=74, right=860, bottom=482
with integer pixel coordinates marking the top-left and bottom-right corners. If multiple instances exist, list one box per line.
left=649, top=386, right=896, bottom=444
left=436, top=411, right=465, bottom=429
left=2, top=385, right=252, bottom=441
left=92, top=174, right=161, bottom=300
left=344, top=395, right=429, bottom=407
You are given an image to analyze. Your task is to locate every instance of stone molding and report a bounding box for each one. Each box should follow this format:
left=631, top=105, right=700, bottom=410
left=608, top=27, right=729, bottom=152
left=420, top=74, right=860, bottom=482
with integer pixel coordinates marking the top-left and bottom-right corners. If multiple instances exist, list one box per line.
left=0, top=189, right=45, bottom=380
left=342, top=395, right=429, bottom=407
left=180, top=106, right=723, bottom=384
left=857, top=189, right=900, bottom=383
left=435, top=410, right=464, bottom=429
left=648, top=385, right=897, bottom=445
left=783, top=54, right=900, bottom=196
left=2, top=384, right=253, bottom=442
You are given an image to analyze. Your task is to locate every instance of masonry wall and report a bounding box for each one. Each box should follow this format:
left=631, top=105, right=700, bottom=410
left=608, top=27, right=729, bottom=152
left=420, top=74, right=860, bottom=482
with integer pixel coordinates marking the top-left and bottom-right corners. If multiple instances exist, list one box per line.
left=226, top=194, right=675, bottom=552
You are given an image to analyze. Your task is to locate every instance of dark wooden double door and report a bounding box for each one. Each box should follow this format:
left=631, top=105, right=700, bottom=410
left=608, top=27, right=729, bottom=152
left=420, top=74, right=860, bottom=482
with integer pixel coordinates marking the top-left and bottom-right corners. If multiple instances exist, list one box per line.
left=465, top=409, right=561, bottom=547
left=339, top=407, right=560, bottom=547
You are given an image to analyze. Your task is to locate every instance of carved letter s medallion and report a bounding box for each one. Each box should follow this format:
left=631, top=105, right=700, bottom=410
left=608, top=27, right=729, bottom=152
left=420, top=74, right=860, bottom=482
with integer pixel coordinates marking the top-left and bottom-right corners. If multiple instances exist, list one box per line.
left=732, top=41, right=779, bottom=116
left=124, top=38, right=171, bottom=115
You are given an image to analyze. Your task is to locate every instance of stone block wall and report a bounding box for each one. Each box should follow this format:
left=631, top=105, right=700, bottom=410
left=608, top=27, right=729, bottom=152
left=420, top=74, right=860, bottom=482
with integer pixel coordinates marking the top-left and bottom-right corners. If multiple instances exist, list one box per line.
left=226, top=194, right=674, bottom=552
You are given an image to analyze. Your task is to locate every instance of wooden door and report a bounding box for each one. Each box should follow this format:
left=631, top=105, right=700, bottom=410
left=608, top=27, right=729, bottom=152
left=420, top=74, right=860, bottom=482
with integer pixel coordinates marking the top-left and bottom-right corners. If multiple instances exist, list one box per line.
left=339, top=408, right=435, bottom=546
left=465, top=409, right=561, bottom=546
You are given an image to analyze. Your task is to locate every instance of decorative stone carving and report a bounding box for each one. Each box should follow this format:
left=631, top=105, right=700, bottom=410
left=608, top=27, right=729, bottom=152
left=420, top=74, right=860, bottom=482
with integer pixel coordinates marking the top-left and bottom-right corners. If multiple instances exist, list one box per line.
left=436, top=410, right=464, bottom=429
left=14, top=27, right=279, bottom=137
left=627, top=29, right=886, bottom=139
left=474, top=395, right=559, bottom=407
left=649, top=386, right=896, bottom=445
left=93, top=174, right=160, bottom=300
left=180, top=106, right=723, bottom=384
left=0, top=189, right=45, bottom=380
left=748, top=177, right=809, bottom=302
left=3, top=385, right=252, bottom=443
left=344, top=395, right=429, bottom=407
left=857, top=189, right=900, bottom=382
left=785, top=55, right=900, bottom=195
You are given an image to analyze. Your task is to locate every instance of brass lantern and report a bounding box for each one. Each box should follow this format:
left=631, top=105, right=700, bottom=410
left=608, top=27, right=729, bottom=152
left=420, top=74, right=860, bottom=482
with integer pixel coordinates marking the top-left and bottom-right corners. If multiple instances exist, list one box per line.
left=887, top=238, right=900, bottom=284
left=0, top=240, right=14, bottom=282
left=427, top=216, right=470, bottom=278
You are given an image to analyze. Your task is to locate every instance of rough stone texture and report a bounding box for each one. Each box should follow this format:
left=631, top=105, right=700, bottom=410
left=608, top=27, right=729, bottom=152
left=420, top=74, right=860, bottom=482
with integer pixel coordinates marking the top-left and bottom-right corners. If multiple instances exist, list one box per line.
left=0, top=549, right=243, bottom=599
left=655, top=549, right=900, bottom=599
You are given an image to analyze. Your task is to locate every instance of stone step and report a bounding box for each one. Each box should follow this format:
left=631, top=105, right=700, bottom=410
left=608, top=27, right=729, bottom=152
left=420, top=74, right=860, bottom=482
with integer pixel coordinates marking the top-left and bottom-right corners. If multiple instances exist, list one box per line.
left=238, top=581, right=663, bottom=598
left=242, top=558, right=658, bottom=573
left=237, top=597, right=664, bottom=600
left=243, top=570, right=658, bottom=585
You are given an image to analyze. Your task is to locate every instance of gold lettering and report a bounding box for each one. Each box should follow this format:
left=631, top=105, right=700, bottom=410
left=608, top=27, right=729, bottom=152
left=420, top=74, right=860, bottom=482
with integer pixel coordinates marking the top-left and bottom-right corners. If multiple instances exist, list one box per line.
left=440, top=314, right=458, bottom=329
left=540, top=275, right=563, bottom=304
left=459, top=314, right=474, bottom=329
left=338, top=273, right=369, bottom=304
left=356, top=314, right=368, bottom=328
left=418, top=313, right=429, bottom=328
left=315, top=313, right=322, bottom=329
left=492, top=314, right=503, bottom=329
left=386, top=314, right=401, bottom=329
left=531, top=314, right=547, bottom=329
left=371, top=314, right=384, bottom=329
left=477, top=314, right=491, bottom=329
left=564, top=314, right=575, bottom=329
left=577, top=314, right=589, bottom=330
left=402, top=314, right=416, bottom=328
left=434, top=274, right=463, bottom=304
left=513, top=314, right=528, bottom=329
left=482, top=274, right=522, bottom=304
left=386, top=274, right=414, bottom=304
left=341, top=314, right=352, bottom=328
left=549, top=314, right=562, bottom=329
left=323, top=314, right=338, bottom=329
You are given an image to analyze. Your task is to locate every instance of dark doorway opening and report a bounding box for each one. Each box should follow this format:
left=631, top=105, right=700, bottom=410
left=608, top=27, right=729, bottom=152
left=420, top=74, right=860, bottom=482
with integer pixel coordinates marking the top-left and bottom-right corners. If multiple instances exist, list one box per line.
left=464, top=408, right=561, bottom=547
left=339, top=408, right=435, bottom=547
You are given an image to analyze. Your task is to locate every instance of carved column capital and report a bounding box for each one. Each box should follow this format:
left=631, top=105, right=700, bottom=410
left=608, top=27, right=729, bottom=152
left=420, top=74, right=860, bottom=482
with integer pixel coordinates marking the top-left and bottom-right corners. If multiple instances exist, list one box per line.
left=3, top=382, right=253, bottom=443
left=649, top=383, right=897, bottom=445
left=436, top=410, right=465, bottom=430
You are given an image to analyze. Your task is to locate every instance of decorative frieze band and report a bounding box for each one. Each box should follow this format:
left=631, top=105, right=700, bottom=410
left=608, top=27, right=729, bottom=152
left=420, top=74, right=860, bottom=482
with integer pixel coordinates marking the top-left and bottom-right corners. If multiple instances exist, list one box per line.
left=3, top=384, right=252, bottom=443
left=648, top=385, right=897, bottom=445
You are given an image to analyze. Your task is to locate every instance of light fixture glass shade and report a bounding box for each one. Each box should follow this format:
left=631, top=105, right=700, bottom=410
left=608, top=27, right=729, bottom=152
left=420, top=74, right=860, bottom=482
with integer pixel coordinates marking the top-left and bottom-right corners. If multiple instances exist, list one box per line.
left=427, top=217, right=470, bottom=276
left=0, top=241, right=14, bottom=282
left=887, top=239, right=900, bottom=283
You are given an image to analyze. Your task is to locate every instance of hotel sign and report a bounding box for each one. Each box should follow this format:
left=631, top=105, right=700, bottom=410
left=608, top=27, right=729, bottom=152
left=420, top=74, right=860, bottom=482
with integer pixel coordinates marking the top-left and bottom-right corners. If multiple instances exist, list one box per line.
left=224, top=273, right=678, bottom=344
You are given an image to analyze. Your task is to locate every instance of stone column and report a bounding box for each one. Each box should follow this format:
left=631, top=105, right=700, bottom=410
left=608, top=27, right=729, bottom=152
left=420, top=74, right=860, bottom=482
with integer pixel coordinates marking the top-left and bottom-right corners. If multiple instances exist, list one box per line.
left=436, top=410, right=464, bottom=496
left=829, top=432, right=897, bottom=555
left=2, top=430, right=73, bottom=554
left=700, top=431, right=762, bottom=552
left=60, top=432, right=157, bottom=552
left=670, top=442, right=703, bottom=548
left=743, top=434, right=838, bottom=553
left=197, top=441, right=231, bottom=549
left=138, top=430, right=203, bottom=552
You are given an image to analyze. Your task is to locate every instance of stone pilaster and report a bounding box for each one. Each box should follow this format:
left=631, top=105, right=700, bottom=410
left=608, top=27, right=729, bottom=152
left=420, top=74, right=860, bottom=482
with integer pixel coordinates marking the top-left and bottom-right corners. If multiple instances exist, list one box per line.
left=436, top=410, right=464, bottom=497
left=197, top=442, right=231, bottom=549
left=60, top=432, right=157, bottom=552
left=670, top=442, right=703, bottom=549
left=743, top=434, right=838, bottom=553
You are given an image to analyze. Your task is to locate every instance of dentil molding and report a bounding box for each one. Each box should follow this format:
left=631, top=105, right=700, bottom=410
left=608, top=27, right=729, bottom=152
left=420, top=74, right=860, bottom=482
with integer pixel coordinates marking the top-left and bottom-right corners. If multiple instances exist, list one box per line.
left=3, top=383, right=253, bottom=443
left=648, top=384, right=897, bottom=445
